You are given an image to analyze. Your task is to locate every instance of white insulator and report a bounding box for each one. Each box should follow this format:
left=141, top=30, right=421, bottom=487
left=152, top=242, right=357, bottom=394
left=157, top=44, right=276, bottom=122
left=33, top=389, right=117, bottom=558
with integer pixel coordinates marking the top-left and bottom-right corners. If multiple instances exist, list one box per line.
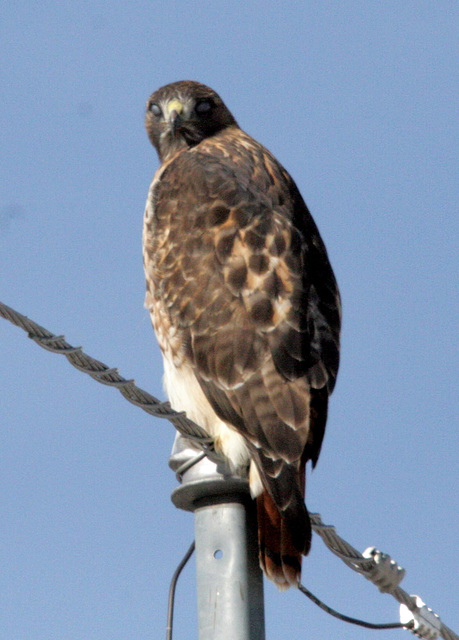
left=362, top=546, right=406, bottom=593
left=400, top=595, right=442, bottom=639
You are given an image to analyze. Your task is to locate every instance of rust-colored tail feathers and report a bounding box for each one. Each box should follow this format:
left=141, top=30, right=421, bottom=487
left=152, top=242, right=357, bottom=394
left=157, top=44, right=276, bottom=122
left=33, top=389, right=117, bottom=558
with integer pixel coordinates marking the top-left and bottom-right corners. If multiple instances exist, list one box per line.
left=257, top=489, right=311, bottom=589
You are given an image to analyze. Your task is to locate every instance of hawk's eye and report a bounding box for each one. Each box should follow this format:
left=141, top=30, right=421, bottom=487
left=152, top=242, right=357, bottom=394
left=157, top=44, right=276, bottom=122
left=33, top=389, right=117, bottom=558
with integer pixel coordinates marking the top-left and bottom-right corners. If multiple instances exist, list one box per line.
left=149, top=103, right=162, bottom=117
left=195, top=100, right=213, bottom=115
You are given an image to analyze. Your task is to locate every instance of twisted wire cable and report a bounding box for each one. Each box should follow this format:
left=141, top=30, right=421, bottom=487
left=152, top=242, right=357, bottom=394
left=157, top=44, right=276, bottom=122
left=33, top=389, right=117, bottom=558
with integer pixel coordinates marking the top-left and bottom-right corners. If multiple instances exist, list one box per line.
left=0, top=300, right=214, bottom=451
left=309, top=514, right=458, bottom=640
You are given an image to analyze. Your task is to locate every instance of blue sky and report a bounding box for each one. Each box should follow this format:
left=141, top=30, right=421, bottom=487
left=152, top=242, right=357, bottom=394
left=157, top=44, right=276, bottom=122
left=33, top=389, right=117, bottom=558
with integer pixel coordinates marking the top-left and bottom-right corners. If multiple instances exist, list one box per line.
left=1, top=2, right=457, bottom=639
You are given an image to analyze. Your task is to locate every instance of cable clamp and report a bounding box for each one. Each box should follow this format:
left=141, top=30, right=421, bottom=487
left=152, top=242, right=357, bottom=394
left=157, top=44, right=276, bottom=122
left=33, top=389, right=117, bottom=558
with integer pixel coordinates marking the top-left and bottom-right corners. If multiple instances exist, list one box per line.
left=362, top=547, right=405, bottom=592
left=400, top=595, right=441, bottom=639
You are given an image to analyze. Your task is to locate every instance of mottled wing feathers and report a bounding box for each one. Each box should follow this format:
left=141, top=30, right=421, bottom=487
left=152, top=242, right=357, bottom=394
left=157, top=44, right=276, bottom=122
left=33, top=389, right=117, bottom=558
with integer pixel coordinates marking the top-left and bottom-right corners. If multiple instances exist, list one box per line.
left=150, top=127, right=339, bottom=435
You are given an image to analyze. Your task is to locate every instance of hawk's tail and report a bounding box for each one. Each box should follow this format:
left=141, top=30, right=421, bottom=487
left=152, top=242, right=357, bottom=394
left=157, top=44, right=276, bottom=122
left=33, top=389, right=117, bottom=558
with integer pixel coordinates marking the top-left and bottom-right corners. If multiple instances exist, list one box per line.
left=256, top=490, right=311, bottom=589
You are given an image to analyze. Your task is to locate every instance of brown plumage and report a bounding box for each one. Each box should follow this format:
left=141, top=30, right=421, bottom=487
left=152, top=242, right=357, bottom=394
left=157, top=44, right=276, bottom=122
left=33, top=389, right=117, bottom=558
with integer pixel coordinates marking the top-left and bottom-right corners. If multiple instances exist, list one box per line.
left=143, top=80, right=341, bottom=589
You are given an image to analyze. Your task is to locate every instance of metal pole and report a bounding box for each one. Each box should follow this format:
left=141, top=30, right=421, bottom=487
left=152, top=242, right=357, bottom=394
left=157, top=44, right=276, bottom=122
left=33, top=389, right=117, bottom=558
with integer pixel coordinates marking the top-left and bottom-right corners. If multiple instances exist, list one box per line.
left=169, top=435, right=265, bottom=640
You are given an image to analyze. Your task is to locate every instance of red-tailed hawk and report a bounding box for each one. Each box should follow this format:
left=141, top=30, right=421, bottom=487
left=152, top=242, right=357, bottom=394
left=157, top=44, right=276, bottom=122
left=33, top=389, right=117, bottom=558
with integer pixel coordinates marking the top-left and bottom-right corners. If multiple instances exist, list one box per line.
left=143, top=81, right=341, bottom=589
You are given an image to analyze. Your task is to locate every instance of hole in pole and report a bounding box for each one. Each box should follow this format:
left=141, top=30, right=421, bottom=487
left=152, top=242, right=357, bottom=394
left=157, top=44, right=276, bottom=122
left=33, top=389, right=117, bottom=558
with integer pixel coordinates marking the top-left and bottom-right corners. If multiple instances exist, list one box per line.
left=214, top=549, right=223, bottom=559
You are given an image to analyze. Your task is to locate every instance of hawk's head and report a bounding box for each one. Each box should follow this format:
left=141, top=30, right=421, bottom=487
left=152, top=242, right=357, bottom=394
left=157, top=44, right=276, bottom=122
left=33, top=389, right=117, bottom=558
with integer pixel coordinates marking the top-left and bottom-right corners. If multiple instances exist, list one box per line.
left=145, top=80, right=237, bottom=162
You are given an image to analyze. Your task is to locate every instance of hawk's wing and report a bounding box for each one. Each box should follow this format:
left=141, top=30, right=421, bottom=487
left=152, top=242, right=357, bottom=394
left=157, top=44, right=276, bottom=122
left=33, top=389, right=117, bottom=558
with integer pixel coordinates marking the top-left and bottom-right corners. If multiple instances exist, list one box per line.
left=146, top=127, right=340, bottom=586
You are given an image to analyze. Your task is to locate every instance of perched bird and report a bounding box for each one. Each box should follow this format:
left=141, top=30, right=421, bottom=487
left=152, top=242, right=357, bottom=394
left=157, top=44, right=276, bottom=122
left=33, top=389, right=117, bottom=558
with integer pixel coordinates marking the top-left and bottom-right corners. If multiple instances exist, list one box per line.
left=143, top=80, right=341, bottom=589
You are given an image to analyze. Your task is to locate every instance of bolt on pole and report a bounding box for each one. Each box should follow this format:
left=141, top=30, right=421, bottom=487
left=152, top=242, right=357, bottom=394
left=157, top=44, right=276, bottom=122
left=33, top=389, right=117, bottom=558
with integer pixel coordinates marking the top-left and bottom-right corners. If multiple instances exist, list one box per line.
left=169, top=435, right=265, bottom=640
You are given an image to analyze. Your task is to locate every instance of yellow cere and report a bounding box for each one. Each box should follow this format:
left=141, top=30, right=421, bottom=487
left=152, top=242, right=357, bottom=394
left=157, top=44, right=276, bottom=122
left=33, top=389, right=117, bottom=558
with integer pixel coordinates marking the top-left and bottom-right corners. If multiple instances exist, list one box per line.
left=167, top=99, right=184, bottom=115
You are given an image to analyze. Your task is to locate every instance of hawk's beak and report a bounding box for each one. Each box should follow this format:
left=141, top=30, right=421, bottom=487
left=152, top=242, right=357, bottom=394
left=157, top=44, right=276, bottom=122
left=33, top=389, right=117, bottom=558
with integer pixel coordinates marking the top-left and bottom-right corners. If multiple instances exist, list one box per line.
left=167, top=99, right=184, bottom=133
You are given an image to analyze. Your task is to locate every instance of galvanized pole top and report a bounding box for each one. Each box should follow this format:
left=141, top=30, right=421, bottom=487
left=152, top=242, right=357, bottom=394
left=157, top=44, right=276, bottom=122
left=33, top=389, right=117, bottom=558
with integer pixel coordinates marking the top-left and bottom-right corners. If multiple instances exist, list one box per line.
left=169, top=434, right=265, bottom=640
left=169, top=434, right=252, bottom=512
